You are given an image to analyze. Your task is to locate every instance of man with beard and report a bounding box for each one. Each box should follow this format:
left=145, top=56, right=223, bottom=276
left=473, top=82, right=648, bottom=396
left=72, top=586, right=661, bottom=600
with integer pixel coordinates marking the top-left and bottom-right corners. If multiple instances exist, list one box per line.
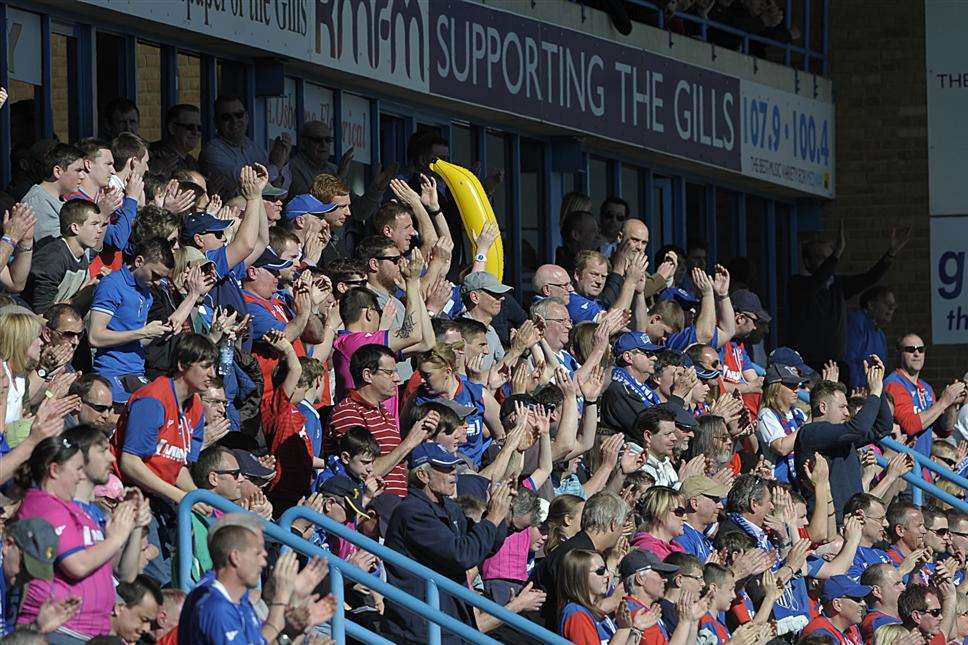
left=66, top=424, right=149, bottom=584
left=845, top=287, right=896, bottom=388
left=885, top=332, right=966, bottom=463
left=359, top=235, right=411, bottom=333
left=567, top=250, right=647, bottom=325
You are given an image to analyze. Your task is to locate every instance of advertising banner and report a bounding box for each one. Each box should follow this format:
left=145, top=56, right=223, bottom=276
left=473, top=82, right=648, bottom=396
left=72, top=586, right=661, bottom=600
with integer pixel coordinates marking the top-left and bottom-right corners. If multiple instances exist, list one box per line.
left=930, top=217, right=968, bottom=344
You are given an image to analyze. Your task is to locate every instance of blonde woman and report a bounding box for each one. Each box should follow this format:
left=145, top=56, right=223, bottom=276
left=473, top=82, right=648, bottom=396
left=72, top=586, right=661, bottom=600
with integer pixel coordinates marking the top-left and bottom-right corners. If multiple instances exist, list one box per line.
left=631, top=485, right=687, bottom=559
left=755, top=365, right=807, bottom=484
left=873, top=623, right=922, bottom=645
left=406, top=343, right=503, bottom=469
left=0, top=308, right=47, bottom=420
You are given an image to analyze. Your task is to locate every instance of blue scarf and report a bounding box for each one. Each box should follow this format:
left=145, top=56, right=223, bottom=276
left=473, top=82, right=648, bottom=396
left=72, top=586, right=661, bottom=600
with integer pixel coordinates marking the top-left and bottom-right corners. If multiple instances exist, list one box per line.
left=611, top=367, right=661, bottom=407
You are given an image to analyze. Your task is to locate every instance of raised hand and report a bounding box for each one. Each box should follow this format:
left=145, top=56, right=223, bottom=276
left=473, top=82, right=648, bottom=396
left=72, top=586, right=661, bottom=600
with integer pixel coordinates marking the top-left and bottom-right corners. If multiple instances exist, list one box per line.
left=692, top=267, right=714, bottom=296
left=712, top=264, right=730, bottom=297
left=205, top=193, right=223, bottom=215
left=36, top=596, right=81, bottom=634
left=125, top=165, right=145, bottom=199
left=97, top=187, right=124, bottom=215
left=203, top=415, right=231, bottom=449
left=270, top=550, right=299, bottom=605
left=337, top=147, right=355, bottom=179
left=4, top=202, right=36, bottom=244
left=292, top=556, right=329, bottom=604
left=389, top=177, right=421, bottom=209
left=264, top=329, right=294, bottom=355
left=268, top=134, right=293, bottom=168
left=163, top=184, right=196, bottom=214
left=804, top=453, right=830, bottom=487
left=822, top=360, right=840, bottom=383
left=475, top=221, right=499, bottom=255
left=507, top=581, right=546, bottom=613
left=865, top=356, right=885, bottom=396
left=578, top=365, right=607, bottom=401
left=419, top=173, right=439, bottom=211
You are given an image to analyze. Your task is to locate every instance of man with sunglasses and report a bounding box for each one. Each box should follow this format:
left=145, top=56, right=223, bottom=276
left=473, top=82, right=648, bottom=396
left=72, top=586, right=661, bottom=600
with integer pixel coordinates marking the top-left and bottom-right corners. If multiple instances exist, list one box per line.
left=885, top=333, right=966, bottom=464
left=150, top=104, right=201, bottom=171
left=898, top=584, right=955, bottom=645
left=200, top=94, right=291, bottom=196
left=801, top=575, right=870, bottom=645
left=290, top=121, right=352, bottom=196
left=37, top=303, right=84, bottom=374
left=601, top=332, right=662, bottom=433
left=459, top=271, right=512, bottom=372
left=65, top=373, right=117, bottom=435
left=674, top=475, right=727, bottom=563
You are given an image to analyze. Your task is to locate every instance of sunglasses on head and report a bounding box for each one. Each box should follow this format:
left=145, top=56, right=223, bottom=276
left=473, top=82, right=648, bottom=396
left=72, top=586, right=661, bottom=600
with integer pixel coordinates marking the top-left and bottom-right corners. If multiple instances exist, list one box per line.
left=83, top=400, right=112, bottom=413
left=901, top=345, right=926, bottom=354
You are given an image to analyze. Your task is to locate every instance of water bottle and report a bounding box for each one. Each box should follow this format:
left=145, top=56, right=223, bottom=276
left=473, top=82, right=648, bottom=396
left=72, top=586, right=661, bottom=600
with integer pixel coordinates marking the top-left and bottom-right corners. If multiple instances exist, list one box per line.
left=218, top=337, right=233, bottom=376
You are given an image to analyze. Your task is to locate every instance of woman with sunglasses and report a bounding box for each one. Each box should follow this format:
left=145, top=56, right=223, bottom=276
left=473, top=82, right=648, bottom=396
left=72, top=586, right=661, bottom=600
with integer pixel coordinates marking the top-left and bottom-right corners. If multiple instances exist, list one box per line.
left=557, top=548, right=654, bottom=645
left=15, top=435, right=139, bottom=644
left=631, top=486, right=687, bottom=560
left=755, top=364, right=808, bottom=485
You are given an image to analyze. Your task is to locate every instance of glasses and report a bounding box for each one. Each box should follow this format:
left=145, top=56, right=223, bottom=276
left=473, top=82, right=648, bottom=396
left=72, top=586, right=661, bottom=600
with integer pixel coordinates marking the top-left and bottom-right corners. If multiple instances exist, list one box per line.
left=218, top=110, right=246, bottom=121
left=482, top=291, right=506, bottom=299
left=591, top=565, right=609, bottom=576
left=950, top=530, right=968, bottom=537
left=901, top=345, right=926, bottom=354
left=376, top=255, right=403, bottom=264
left=213, top=468, right=243, bottom=479
left=53, top=329, right=84, bottom=339
left=703, top=494, right=722, bottom=503
left=373, top=368, right=397, bottom=377
left=672, top=507, right=687, bottom=517
left=203, top=398, right=228, bottom=407
left=924, top=608, right=944, bottom=617
left=205, top=229, right=225, bottom=239
left=305, top=135, right=334, bottom=144
left=174, top=122, right=203, bottom=133
left=545, top=282, right=572, bottom=290
left=680, top=573, right=703, bottom=581
left=932, top=527, right=950, bottom=536
left=542, top=317, right=571, bottom=324
left=82, top=400, right=112, bottom=413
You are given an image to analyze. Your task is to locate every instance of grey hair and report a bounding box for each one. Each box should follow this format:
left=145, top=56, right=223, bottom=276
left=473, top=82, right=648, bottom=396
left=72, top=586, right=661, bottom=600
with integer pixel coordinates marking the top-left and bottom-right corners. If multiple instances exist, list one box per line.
left=725, top=474, right=768, bottom=514
left=208, top=511, right=263, bottom=544
left=581, top=491, right=630, bottom=533
left=530, top=296, right=567, bottom=320
left=407, top=464, right=433, bottom=489
left=511, top=486, right=541, bottom=525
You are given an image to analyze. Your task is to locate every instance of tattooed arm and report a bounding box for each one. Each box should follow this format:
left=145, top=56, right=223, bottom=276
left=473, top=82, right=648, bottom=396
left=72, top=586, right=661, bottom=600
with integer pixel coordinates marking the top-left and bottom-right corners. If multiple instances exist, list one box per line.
left=390, top=250, right=429, bottom=354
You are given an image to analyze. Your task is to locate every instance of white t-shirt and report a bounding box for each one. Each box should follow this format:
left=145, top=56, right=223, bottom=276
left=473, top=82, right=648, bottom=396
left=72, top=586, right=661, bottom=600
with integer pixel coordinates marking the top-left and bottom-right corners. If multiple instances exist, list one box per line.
left=3, top=362, right=25, bottom=424
left=756, top=407, right=799, bottom=465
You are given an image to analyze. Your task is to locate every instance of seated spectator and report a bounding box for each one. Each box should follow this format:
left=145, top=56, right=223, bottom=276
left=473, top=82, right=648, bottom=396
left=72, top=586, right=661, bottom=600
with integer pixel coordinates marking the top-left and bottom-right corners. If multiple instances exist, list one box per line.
left=632, top=485, right=686, bottom=558
left=844, top=493, right=893, bottom=580
left=533, top=264, right=574, bottom=306
left=555, top=210, right=601, bottom=274
left=885, top=499, right=932, bottom=581
left=674, top=475, right=726, bottom=562
left=290, top=121, right=339, bottom=195
left=199, top=95, right=290, bottom=196
left=801, top=575, right=870, bottom=643
left=567, top=250, right=646, bottom=325
left=110, top=575, right=161, bottom=644
left=543, top=494, right=585, bottom=556
left=22, top=199, right=105, bottom=314
left=860, top=564, right=904, bottom=642
left=22, top=144, right=86, bottom=241
left=150, top=104, right=201, bottom=171
left=100, top=98, right=140, bottom=140
left=897, top=584, right=954, bottom=645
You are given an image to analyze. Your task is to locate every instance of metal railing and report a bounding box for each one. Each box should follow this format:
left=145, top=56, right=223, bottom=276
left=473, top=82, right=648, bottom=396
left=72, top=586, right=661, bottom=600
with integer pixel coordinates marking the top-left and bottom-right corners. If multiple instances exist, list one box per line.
left=876, top=437, right=968, bottom=512
left=278, top=506, right=571, bottom=645
left=176, top=490, right=569, bottom=645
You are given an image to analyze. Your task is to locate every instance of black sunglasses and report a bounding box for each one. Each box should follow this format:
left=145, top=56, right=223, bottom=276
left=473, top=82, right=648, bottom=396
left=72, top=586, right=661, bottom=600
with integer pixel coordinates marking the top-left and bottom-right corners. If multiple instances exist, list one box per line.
left=205, top=229, right=225, bottom=239
left=672, top=507, right=687, bottom=517
left=901, top=345, right=926, bottom=354
left=591, top=565, right=608, bottom=576
left=924, top=608, right=943, bottom=617
left=53, top=329, right=84, bottom=339
left=376, top=255, right=402, bottom=264
left=213, top=468, right=242, bottom=479
left=82, top=400, right=112, bottom=413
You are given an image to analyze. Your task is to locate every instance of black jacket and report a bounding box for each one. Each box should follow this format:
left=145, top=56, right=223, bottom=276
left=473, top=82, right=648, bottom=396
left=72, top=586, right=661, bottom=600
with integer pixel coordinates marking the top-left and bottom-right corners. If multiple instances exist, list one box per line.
left=531, top=531, right=596, bottom=629
left=383, top=487, right=507, bottom=644
left=793, top=393, right=893, bottom=523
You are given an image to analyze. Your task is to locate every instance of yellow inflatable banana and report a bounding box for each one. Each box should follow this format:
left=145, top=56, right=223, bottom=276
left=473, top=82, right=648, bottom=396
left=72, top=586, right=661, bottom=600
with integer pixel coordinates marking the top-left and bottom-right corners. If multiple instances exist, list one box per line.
left=429, top=159, right=504, bottom=281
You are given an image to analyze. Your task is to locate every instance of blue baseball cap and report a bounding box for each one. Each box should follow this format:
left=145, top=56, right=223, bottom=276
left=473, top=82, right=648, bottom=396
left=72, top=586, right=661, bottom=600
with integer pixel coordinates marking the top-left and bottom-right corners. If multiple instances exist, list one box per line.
left=769, top=347, right=818, bottom=379
left=658, top=287, right=700, bottom=307
left=614, top=332, right=662, bottom=356
left=731, top=289, right=771, bottom=323
left=183, top=212, right=232, bottom=239
left=820, top=575, right=872, bottom=604
left=283, top=194, right=337, bottom=220
left=410, top=442, right=462, bottom=469
left=251, top=247, right=293, bottom=273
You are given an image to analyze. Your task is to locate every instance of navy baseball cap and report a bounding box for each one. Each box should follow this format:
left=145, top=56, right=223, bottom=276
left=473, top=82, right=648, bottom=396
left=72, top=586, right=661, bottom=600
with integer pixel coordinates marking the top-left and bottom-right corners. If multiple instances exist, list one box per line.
left=410, top=442, right=462, bottom=469
left=614, top=332, right=662, bottom=356
left=318, top=475, right=368, bottom=519
left=619, top=550, right=679, bottom=580
left=765, top=363, right=805, bottom=387
left=232, top=449, right=275, bottom=479
left=731, top=289, right=771, bottom=323
left=658, top=287, right=700, bottom=307
left=769, top=347, right=818, bottom=379
left=183, top=212, right=232, bottom=238
left=820, top=575, right=871, bottom=603
left=251, top=247, right=293, bottom=273
left=283, top=194, right=337, bottom=220
left=656, top=401, right=698, bottom=429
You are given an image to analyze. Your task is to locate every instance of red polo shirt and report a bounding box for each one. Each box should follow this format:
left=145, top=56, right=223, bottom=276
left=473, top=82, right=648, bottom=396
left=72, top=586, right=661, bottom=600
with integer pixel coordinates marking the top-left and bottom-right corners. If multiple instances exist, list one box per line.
left=329, top=390, right=406, bottom=496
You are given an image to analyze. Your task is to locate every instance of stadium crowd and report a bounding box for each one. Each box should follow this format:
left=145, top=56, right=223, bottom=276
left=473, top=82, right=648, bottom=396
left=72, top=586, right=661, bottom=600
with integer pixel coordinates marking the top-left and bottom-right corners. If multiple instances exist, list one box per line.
left=0, top=88, right=964, bottom=645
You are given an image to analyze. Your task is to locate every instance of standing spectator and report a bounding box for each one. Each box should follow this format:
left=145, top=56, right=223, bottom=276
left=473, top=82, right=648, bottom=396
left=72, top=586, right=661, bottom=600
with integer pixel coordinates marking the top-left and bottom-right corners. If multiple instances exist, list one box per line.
left=22, top=199, right=106, bottom=314
left=885, top=500, right=931, bottom=580
left=532, top=264, right=574, bottom=306
left=844, top=493, right=892, bottom=580
left=884, top=333, right=966, bottom=463
left=15, top=435, right=138, bottom=642
left=755, top=363, right=808, bottom=484
left=459, top=271, right=511, bottom=371
left=310, top=174, right=354, bottom=264
left=289, top=121, right=341, bottom=194
left=793, top=361, right=893, bottom=520
left=358, top=236, right=408, bottom=332
left=598, top=197, right=629, bottom=258
left=788, top=224, right=908, bottom=373
left=555, top=210, right=601, bottom=274
left=150, top=104, right=201, bottom=171
left=22, top=144, right=86, bottom=241
left=845, top=287, right=896, bottom=388
left=329, top=344, right=432, bottom=497
left=720, top=289, right=768, bottom=400
left=632, top=485, right=687, bottom=558
left=39, top=304, right=85, bottom=375
left=66, top=139, right=118, bottom=207
left=100, top=98, right=140, bottom=140
left=199, top=95, right=291, bottom=196
left=90, top=238, right=210, bottom=403
left=601, top=332, right=662, bottom=435
left=568, top=251, right=646, bottom=325
left=383, top=443, right=510, bottom=644
left=859, top=564, right=904, bottom=641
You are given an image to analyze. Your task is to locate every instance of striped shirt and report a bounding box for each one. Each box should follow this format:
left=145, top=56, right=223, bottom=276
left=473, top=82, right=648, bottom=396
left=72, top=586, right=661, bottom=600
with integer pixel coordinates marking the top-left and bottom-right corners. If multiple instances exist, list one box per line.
left=329, top=390, right=406, bottom=496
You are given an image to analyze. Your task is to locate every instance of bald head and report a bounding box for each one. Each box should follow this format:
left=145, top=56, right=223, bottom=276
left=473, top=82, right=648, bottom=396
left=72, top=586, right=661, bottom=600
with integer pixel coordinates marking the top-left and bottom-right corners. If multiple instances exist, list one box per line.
left=619, top=219, right=649, bottom=253
left=533, top=264, right=573, bottom=305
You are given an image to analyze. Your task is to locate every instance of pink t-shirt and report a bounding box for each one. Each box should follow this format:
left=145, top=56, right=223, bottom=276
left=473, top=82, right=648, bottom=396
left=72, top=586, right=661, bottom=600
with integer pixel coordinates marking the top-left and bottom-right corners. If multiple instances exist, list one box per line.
left=16, top=488, right=115, bottom=637
left=631, top=532, right=686, bottom=561
left=481, top=477, right=536, bottom=582
left=332, top=330, right=398, bottom=419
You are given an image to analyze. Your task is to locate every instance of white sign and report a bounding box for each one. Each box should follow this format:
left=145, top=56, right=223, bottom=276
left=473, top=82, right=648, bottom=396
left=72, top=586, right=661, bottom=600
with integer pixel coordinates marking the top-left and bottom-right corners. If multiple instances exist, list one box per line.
left=78, top=0, right=315, bottom=60
left=930, top=217, right=968, bottom=344
left=341, top=93, right=371, bottom=164
left=740, top=80, right=835, bottom=198
left=926, top=0, right=968, bottom=214
left=303, top=83, right=334, bottom=126
left=314, top=0, right=430, bottom=92
left=6, top=8, right=42, bottom=85
left=266, top=77, right=297, bottom=143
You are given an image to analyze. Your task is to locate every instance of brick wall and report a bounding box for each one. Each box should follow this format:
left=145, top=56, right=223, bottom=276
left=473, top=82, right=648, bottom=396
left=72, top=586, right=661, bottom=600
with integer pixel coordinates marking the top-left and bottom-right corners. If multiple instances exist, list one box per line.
left=825, top=2, right=964, bottom=385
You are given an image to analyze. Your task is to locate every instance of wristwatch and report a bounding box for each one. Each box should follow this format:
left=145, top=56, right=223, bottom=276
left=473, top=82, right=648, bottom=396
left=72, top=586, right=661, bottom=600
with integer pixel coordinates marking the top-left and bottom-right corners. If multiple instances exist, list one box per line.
left=474, top=253, right=487, bottom=263
left=36, top=367, right=48, bottom=379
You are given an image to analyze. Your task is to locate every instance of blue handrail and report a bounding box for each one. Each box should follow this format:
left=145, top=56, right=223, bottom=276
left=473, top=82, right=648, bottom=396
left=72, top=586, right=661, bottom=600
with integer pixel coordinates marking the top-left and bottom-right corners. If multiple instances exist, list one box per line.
left=278, top=506, right=571, bottom=645
left=876, top=437, right=968, bottom=513
left=176, top=490, right=509, bottom=645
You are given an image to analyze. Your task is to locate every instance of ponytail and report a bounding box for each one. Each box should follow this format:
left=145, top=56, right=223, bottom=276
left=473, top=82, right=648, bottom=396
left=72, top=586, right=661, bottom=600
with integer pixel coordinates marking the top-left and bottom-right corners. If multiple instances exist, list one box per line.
left=14, top=435, right=81, bottom=491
